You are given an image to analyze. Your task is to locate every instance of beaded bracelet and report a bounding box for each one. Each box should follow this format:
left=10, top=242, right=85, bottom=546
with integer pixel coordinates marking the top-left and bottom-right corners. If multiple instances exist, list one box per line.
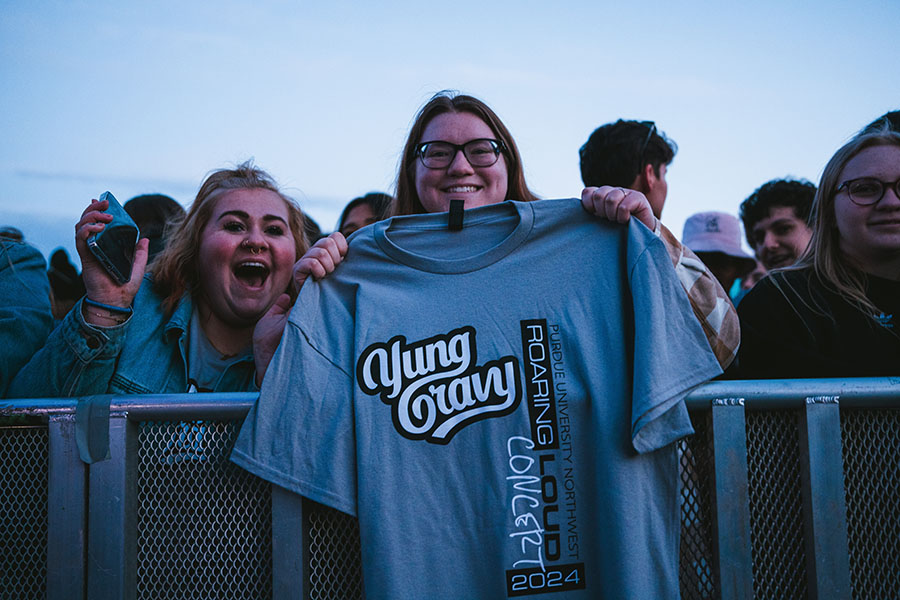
left=86, top=310, right=128, bottom=326
left=84, top=297, right=134, bottom=316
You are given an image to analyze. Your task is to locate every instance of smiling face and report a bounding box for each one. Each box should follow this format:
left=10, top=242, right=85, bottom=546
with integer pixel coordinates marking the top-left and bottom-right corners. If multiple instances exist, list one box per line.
left=414, top=111, right=509, bottom=213
left=750, top=205, right=813, bottom=270
left=834, top=144, right=900, bottom=274
left=197, top=188, right=298, bottom=329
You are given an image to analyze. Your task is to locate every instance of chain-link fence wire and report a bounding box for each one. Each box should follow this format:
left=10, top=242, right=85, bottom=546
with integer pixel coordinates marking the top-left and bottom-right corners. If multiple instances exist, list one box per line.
left=0, top=425, right=48, bottom=600
left=746, top=410, right=808, bottom=599
left=307, top=500, right=364, bottom=600
left=9, top=407, right=900, bottom=600
left=678, top=411, right=717, bottom=600
left=136, top=420, right=272, bottom=600
left=841, top=408, right=900, bottom=600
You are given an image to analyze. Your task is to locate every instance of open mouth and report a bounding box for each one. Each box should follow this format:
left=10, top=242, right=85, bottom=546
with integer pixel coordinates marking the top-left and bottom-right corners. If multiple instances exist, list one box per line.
left=233, top=261, right=270, bottom=288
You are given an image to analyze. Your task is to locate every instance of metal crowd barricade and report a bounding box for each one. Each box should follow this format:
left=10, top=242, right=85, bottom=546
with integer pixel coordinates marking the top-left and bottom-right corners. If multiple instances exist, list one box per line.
left=1, top=378, right=898, bottom=600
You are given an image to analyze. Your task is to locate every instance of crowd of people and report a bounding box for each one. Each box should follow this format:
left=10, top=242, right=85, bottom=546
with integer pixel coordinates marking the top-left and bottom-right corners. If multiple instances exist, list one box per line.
left=1, top=93, right=897, bottom=596
left=4, top=102, right=896, bottom=397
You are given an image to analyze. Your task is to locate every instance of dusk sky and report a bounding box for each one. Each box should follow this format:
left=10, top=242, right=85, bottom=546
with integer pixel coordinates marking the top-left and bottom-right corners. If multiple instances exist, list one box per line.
left=2, top=0, right=898, bottom=261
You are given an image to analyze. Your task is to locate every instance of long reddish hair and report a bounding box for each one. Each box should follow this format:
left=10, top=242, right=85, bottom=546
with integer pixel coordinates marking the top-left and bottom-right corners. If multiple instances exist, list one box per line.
left=393, top=91, right=539, bottom=216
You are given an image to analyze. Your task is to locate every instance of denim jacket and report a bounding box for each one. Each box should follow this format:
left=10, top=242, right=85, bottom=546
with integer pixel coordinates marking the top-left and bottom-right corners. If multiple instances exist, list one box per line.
left=8, top=275, right=258, bottom=398
left=1, top=240, right=53, bottom=397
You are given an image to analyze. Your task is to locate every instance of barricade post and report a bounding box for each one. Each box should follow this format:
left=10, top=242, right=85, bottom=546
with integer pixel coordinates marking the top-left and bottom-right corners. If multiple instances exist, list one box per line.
left=709, top=397, right=754, bottom=600
left=799, top=396, right=851, bottom=600
left=86, top=412, right=137, bottom=600
left=47, top=413, right=87, bottom=599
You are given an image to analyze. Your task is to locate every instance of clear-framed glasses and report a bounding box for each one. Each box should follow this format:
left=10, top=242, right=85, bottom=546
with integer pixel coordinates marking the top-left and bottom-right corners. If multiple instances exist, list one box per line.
left=415, top=138, right=506, bottom=169
left=636, top=121, right=657, bottom=172
left=837, top=177, right=900, bottom=206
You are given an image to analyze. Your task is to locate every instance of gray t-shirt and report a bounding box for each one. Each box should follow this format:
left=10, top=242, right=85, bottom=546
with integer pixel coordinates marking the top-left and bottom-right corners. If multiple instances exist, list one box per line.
left=233, top=198, right=722, bottom=599
left=187, top=310, right=251, bottom=393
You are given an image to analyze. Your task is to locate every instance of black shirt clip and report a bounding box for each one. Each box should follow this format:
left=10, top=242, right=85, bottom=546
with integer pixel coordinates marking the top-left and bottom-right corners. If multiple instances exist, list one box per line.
left=448, top=199, right=464, bottom=231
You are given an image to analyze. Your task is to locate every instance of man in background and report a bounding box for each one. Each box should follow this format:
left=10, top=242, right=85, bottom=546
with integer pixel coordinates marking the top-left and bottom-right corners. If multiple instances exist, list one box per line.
left=739, top=179, right=815, bottom=271
left=579, top=119, right=675, bottom=220
left=579, top=119, right=739, bottom=368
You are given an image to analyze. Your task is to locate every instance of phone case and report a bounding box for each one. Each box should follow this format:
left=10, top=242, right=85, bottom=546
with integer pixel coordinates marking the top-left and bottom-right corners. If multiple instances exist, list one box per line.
left=87, top=191, right=140, bottom=284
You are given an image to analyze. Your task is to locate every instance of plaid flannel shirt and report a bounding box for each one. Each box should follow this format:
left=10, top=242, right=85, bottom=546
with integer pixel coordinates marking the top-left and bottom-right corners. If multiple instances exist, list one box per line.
left=658, top=222, right=739, bottom=369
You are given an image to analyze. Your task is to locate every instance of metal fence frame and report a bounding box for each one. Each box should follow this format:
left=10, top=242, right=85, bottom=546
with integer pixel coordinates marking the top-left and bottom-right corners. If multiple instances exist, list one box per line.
left=2, top=377, right=899, bottom=600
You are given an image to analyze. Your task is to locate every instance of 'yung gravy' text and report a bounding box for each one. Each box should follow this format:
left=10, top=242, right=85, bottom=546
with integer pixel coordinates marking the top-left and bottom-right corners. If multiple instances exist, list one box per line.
left=356, top=326, right=521, bottom=443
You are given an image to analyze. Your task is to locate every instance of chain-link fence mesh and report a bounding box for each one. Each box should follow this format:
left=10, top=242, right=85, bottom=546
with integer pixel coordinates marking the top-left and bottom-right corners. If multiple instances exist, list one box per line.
left=746, top=410, right=808, bottom=600
left=679, top=411, right=717, bottom=600
left=841, top=408, right=900, bottom=600
left=307, top=500, right=364, bottom=600
left=0, top=425, right=48, bottom=600
left=136, top=420, right=273, bottom=600
left=6, top=401, right=900, bottom=600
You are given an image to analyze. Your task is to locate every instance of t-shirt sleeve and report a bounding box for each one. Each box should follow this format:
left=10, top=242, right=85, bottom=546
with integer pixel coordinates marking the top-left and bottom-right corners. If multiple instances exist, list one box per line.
left=627, top=221, right=724, bottom=453
left=231, top=282, right=358, bottom=517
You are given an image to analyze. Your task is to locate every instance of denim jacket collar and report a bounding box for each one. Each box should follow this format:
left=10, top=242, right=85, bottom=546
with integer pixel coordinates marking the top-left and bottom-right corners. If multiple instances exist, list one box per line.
left=164, top=293, right=193, bottom=345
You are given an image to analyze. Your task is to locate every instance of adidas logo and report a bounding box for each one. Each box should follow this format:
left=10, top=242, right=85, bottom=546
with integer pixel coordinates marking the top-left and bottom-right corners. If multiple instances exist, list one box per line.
left=874, top=312, right=894, bottom=329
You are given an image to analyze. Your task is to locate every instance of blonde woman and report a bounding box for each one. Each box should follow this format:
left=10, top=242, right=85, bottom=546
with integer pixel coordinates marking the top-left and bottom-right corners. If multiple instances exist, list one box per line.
left=9, top=162, right=308, bottom=397
left=731, top=130, right=900, bottom=378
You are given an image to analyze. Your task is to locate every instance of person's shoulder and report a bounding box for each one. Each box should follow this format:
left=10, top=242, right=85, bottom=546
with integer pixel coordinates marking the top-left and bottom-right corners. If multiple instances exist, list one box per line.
left=0, top=239, right=46, bottom=272
left=743, top=267, right=812, bottom=304
left=131, top=273, right=184, bottom=327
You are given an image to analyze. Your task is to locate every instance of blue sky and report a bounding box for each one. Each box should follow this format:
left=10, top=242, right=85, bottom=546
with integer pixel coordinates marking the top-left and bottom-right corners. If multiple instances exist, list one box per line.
left=2, top=0, right=898, bottom=261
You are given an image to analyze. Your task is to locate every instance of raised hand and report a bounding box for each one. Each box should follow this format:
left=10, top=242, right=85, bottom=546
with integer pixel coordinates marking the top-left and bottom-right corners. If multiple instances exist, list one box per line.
left=292, top=231, right=348, bottom=294
left=75, top=197, right=149, bottom=324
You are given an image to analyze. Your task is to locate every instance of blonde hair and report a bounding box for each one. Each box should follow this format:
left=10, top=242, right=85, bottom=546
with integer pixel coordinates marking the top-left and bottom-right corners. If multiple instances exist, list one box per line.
left=788, top=129, right=900, bottom=321
left=150, top=162, right=308, bottom=315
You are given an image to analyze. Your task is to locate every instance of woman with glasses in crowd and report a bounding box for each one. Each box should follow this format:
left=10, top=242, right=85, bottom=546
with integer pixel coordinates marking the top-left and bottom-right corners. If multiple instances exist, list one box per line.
left=258, top=91, right=738, bottom=380
left=729, top=129, right=900, bottom=378
left=9, top=162, right=309, bottom=397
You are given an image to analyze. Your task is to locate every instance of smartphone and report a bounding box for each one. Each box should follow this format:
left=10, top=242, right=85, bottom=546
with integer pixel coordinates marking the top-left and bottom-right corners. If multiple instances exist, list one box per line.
left=87, top=191, right=140, bottom=284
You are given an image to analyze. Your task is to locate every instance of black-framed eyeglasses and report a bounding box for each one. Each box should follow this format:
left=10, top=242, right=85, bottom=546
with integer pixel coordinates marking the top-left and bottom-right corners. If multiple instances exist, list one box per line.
left=415, top=139, right=506, bottom=169
left=636, top=121, right=657, bottom=172
left=837, top=177, right=900, bottom=206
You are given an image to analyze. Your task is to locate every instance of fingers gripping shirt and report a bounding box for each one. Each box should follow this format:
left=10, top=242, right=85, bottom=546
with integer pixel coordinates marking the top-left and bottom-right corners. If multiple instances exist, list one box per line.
left=232, top=198, right=722, bottom=600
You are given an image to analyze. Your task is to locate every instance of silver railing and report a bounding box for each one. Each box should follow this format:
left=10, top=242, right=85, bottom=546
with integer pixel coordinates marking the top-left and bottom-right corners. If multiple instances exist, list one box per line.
left=2, top=378, right=898, bottom=600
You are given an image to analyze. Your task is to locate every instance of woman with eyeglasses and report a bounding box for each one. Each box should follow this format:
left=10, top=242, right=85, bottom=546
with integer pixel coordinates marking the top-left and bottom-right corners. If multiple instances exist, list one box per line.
left=8, top=162, right=309, bottom=398
left=256, top=91, right=738, bottom=380
left=729, top=130, right=900, bottom=378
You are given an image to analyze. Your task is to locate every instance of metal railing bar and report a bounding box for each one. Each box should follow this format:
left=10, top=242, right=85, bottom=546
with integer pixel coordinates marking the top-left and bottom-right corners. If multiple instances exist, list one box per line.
left=1, top=398, right=78, bottom=417
left=4, top=377, right=898, bottom=419
left=686, top=378, right=900, bottom=410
